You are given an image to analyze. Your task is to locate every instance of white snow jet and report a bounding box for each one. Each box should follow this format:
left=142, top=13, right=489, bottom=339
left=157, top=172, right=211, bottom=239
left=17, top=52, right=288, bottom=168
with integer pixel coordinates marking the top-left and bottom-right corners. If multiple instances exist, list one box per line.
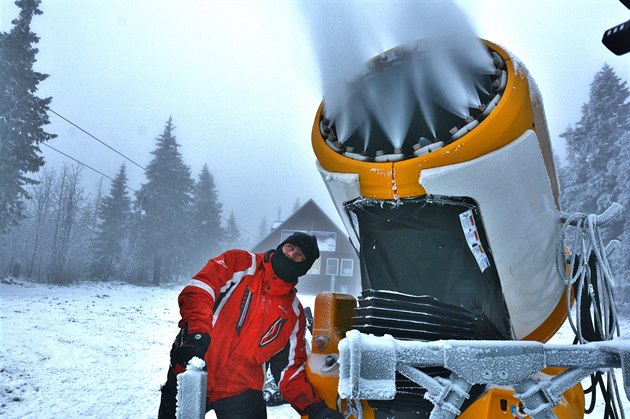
left=362, top=57, right=415, bottom=149
left=298, top=1, right=382, bottom=119
left=298, top=0, right=495, bottom=155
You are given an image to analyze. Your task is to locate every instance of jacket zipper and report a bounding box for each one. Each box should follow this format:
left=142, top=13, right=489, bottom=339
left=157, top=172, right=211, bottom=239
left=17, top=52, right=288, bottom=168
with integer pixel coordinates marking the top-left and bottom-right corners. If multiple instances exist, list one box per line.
left=236, top=287, right=252, bottom=336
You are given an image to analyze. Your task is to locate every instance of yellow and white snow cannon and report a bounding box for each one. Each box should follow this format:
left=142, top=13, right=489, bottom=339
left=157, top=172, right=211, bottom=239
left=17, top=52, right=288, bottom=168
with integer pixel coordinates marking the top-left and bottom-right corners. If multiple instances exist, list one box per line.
left=304, top=39, right=596, bottom=418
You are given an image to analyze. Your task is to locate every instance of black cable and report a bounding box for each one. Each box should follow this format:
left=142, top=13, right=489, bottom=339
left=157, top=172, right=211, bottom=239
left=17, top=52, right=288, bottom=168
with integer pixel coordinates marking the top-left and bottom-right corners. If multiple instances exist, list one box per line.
left=584, top=374, right=598, bottom=414
left=49, top=108, right=148, bottom=173
left=572, top=255, right=623, bottom=419
left=42, top=143, right=138, bottom=193
left=47, top=111, right=258, bottom=239
left=44, top=142, right=258, bottom=239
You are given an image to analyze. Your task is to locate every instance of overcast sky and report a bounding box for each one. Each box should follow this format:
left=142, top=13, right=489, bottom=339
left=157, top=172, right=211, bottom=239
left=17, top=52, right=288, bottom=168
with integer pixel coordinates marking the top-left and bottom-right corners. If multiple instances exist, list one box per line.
left=2, top=0, right=629, bottom=241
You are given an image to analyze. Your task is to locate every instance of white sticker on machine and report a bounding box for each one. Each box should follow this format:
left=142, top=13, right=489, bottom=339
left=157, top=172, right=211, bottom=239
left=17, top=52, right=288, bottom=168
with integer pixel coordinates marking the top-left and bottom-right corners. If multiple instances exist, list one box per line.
left=459, top=209, right=491, bottom=273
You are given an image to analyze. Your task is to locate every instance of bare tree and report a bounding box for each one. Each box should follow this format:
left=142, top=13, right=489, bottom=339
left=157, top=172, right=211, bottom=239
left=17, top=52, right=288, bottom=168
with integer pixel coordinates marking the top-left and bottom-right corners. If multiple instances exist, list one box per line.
left=48, top=164, right=84, bottom=284
left=26, top=168, right=54, bottom=277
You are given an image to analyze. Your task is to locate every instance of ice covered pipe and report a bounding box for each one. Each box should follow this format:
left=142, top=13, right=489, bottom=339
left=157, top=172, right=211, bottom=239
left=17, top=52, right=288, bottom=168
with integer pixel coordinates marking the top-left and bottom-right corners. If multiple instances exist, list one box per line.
left=176, top=357, right=207, bottom=419
left=311, top=40, right=565, bottom=343
left=338, top=330, right=630, bottom=419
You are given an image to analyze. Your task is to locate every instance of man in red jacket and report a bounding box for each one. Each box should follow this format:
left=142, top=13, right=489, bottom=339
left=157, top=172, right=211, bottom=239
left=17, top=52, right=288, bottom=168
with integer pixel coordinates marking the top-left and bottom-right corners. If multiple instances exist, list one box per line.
left=158, top=232, right=343, bottom=419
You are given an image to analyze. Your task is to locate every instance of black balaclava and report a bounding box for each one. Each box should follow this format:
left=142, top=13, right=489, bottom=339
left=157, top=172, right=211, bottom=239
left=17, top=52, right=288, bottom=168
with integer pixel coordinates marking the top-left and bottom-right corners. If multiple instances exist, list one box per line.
left=271, top=232, right=320, bottom=283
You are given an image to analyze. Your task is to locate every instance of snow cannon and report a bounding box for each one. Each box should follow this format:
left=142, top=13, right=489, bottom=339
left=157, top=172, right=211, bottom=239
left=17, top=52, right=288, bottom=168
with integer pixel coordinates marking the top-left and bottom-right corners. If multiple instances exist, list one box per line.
left=313, top=39, right=565, bottom=344
left=305, top=40, right=594, bottom=418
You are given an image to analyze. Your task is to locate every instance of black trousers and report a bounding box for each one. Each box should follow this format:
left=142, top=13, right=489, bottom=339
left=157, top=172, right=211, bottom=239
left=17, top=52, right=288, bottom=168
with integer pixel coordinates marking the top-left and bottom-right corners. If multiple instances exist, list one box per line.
left=158, top=369, right=267, bottom=419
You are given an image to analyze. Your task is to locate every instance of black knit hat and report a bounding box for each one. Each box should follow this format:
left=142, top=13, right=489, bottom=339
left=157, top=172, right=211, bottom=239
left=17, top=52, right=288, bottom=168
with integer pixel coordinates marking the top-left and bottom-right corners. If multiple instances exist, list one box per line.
left=281, top=232, right=320, bottom=265
left=271, top=232, right=320, bottom=282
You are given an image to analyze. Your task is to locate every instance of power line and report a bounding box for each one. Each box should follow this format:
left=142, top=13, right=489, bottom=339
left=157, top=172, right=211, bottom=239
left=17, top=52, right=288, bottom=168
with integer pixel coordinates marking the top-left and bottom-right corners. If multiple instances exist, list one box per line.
left=42, top=143, right=138, bottom=194
left=46, top=111, right=258, bottom=240
left=42, top=141, right=257, bottom=239
left=49, top=108, right=148, bottom=173
left=44, top=142, right=257, bottom=239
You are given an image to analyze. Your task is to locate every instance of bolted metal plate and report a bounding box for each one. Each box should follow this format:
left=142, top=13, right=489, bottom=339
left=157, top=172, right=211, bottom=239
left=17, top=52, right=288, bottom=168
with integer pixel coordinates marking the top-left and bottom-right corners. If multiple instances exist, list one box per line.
left=443, top=341, right=544, bottom=385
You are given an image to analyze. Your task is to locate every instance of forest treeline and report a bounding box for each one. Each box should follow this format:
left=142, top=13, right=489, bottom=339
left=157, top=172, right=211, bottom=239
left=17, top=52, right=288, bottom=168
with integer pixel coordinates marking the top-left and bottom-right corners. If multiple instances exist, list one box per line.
left=0, top=116, right=247, bottom=285
left=0, top=1, right=272, bottom=285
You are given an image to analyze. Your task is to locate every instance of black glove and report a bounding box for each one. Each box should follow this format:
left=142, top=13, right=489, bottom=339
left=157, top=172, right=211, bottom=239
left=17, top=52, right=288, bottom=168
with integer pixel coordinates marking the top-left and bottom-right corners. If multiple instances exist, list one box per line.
left=170, top=327, right=210, bottom=373
left=306, top=400, right=344, bottom=419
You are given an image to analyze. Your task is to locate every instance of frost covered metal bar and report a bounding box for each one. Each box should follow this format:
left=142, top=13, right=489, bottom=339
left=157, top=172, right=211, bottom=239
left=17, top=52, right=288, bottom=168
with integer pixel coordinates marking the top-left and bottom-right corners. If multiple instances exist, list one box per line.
left=512, top=368, right=592, bottom=419
left=338, top=330, right=630, bottom=419
left=176, top=357, right=207, bottom=419
left=397, top=365, right=472, bottom=418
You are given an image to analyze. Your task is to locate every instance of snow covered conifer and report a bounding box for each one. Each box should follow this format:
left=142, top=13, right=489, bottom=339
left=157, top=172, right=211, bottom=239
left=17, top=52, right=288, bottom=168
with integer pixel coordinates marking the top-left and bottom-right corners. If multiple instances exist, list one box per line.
left=223, top=211, right=241, bottom=250
left=560, top=64, right=629, bottom=233
left=258, top=215, right=269, bottom=240
left=559, top=64, right=630, bottom=315
left=91, top=164, right=132, bottom=280
left=0, top=0, right=56, bottom=233
left=292, top=198, right=302, bottom=213
left=135, top=118, right=194, bottom=285
left=610, top=129, right=630, bottom=316
left=189, top=163, right=224, bottom=269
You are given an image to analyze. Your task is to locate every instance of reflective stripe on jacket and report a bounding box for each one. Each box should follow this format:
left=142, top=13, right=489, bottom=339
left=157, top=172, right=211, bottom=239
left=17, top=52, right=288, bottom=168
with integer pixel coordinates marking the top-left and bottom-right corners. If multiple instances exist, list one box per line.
left=177, top=249, right=321, bottom=414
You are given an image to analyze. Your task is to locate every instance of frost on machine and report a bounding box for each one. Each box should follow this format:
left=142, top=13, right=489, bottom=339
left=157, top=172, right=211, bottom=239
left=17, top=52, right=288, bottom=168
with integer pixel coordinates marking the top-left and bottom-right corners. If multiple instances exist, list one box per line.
left=306, top=39, right=629, bottom=419
left=176, top=357, right=207, bottom=419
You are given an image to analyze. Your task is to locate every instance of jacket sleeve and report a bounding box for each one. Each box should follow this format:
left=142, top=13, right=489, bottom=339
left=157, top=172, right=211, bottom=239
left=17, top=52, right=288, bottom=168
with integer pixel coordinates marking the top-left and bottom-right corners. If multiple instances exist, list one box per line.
left=178, top=249, right=256, bottom=335
left=277, top=298, right=322, bottom=415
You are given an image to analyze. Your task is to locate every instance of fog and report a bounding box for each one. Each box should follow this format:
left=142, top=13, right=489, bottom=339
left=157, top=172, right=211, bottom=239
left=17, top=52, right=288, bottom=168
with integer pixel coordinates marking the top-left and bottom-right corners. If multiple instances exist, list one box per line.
left=1, top=0, right=628, bottom=237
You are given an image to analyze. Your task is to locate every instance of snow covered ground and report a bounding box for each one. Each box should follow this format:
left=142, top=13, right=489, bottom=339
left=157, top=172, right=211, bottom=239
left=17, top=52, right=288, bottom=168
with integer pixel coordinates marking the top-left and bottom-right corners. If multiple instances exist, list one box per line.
left=0, top=279, right=302, bottom=419
left=1, top=279, right=627, bottom=418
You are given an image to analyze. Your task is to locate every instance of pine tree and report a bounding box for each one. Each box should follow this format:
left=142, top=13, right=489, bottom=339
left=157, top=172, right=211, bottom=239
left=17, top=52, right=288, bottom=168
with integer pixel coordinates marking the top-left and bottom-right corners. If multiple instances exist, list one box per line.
left=189, top=164, right=224, bottom=268
left=136, top=118, right=194, bottom=284
left=258, top=215, right=269, bottom=240
left=559, top=64, right=630, bottom=316
left=223, top=211, right=241, bottom=250
left=610, top=129, right=630, bottom=316
left=91, top=164, right=131, bottom=280
left=292, top=198, right=302, bottom=213
left=69, top=192, right=98, bottom=281
left=0, top=0, right=56, bottom=233
left=613, top=130, right=630, bottom=246
left=559, top=63, right=630, bottom=239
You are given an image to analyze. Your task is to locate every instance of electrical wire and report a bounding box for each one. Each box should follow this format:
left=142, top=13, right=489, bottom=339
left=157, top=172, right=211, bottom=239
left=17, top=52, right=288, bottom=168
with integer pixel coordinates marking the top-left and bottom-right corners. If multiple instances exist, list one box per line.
left=557, top=203, right=622, bottom=342
left=42, top=142, right=138, bottom=193
left=44, top=112, right=258, bottom=239
left=49, top=109, right=148, bottom=173
left=557, top=202, right=625, bottom=419
left=42, top=143, right=195, bottom=244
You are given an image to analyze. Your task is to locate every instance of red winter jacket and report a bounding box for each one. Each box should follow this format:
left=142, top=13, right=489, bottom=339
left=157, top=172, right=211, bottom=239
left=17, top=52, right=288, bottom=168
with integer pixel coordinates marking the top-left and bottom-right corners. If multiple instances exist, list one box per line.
left=177, top=249, right=321, bottom=414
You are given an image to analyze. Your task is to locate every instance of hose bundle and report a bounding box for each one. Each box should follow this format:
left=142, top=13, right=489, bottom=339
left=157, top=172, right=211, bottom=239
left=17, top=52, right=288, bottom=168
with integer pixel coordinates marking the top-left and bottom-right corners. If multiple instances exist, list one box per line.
left=557, top=202, right=625, bottom=419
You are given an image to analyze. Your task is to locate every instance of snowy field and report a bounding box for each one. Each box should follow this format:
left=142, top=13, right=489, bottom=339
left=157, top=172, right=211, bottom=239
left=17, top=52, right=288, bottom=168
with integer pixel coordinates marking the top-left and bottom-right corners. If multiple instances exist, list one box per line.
left=1, top=279, right=627, bottom=418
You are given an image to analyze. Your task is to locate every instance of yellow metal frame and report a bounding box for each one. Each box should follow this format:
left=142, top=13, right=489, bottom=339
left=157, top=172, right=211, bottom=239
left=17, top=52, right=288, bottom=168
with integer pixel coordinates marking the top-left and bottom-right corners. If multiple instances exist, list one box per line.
left=311, top=40, right=537, bottom=200
left=459, top=384, right=584, bottom=419
left=305, top=293, right=584, bottom=418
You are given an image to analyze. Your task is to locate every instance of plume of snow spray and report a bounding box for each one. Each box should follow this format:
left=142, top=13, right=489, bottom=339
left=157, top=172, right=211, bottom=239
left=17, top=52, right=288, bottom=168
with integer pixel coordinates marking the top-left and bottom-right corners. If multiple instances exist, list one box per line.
left=298, top=0, right=495, bottom=153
